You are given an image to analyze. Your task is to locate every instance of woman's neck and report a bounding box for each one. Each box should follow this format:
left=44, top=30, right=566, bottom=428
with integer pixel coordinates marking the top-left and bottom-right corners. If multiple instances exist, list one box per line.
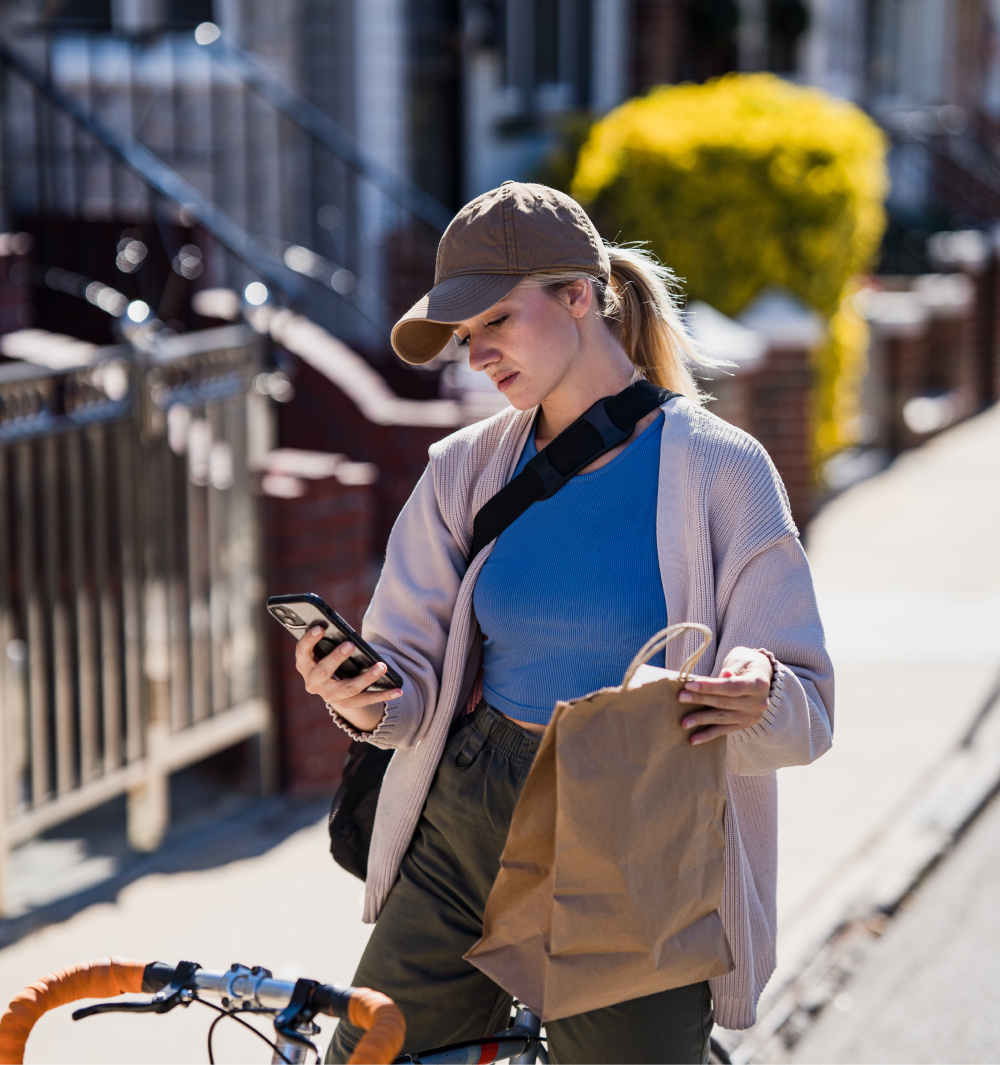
left=534, top=335, right=635, bottom=448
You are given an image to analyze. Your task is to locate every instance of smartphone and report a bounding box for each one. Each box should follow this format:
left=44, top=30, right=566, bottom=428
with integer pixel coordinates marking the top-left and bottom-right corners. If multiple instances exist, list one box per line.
left=266, top=592, right=404, bottom=693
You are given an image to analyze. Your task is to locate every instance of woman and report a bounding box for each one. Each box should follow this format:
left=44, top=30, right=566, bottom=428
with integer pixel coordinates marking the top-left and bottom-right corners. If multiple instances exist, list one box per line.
left=297, top=181, right=834, bottom=1064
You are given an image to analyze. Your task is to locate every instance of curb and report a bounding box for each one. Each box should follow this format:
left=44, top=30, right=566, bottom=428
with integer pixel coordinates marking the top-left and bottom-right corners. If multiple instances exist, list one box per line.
left=723, top=670, right=1000, bottom=1063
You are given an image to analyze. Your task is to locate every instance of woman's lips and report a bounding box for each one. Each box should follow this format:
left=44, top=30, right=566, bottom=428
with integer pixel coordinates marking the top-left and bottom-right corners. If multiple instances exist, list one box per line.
left=496, top=371, right=519, bottom=392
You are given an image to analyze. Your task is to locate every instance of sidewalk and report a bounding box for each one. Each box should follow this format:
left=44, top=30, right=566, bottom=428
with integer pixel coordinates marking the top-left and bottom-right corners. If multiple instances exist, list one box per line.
left=781, top=398, right=1000, bottom=941
left=726, top=401, right=1000, bottom=1059
left=0, top=801, right=372, bottom=1063
left=1, top=405, right=998, bottom=1064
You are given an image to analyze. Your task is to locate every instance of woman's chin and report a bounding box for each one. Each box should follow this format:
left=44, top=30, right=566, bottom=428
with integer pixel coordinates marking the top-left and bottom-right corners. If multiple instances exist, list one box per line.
left=504, top=391, right=539, bottom=411
left=498, top=379, right=544, bottom=411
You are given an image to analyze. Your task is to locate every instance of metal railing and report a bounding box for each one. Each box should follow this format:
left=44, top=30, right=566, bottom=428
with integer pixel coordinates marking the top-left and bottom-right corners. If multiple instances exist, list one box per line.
left=0, top=323, right=271, bottom=912
left=0, top=28, right=448, bottom=353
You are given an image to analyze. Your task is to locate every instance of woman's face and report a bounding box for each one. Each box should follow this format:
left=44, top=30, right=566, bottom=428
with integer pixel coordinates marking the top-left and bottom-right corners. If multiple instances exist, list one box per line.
left=453, top=280, right=592, bottom=410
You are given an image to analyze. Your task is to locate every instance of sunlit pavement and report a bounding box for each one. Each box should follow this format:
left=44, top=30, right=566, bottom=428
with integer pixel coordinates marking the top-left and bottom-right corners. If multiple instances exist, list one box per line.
left=785, top=401, right=1000, bottom=920
left=0, top=804, right=372, bottom=1064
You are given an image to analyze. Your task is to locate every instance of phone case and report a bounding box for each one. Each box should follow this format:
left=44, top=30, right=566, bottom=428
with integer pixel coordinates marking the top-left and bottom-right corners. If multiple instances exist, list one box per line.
left=266, top=593, right=404, bottom=692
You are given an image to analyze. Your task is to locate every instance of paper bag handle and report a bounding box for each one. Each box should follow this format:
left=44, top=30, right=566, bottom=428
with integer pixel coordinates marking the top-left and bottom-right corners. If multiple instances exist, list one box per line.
left=621, top=623, right=714, bottom=689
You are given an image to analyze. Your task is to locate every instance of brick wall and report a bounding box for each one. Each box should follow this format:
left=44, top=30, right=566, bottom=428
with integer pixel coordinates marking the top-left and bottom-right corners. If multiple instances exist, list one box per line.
left=263, top=457, right=377, bottom=795
left=883, top=332, right=930, bottom=452
left=0, top=241, right=33, bottom=335
left=860, top=273, right=983, bottom=453
left=745, top=344, right=814, bottom=527
left=703, top=341, right=815, bottom=527
left=971, top=259, right=998, bottom=407
left=632, top=0, right=683, bottom=91
left=276, top=353, right=452, bottom=552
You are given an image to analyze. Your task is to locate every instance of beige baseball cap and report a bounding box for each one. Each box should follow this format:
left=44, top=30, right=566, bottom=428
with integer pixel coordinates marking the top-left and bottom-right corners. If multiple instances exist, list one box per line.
left=391, top=181, right=610, bottom=364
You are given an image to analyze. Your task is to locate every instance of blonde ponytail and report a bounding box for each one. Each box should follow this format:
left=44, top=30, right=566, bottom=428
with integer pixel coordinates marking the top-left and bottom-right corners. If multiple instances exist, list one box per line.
left=523, top=242, right=715, bottom=403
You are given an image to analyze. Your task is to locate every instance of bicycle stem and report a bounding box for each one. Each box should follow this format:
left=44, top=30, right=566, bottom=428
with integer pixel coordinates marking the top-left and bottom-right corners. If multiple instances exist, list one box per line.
left=271, top=1019, right=320, bottom=1065
left=510, top=1005, right=542, bottom=1065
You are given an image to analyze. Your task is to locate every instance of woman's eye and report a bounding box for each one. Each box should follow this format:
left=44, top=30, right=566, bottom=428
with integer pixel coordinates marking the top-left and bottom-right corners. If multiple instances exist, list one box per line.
left=454, top=334, right=470, bottom=347
left=486, top=315, right=508, bottom=329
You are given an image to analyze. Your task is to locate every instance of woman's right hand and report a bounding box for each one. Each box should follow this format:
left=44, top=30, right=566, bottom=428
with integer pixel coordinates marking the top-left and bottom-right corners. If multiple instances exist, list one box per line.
left=295, top=626, right=402, bottom=733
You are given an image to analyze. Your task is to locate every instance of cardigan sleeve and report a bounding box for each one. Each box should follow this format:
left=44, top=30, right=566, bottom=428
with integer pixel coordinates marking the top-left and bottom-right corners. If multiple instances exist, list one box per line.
left=716, top=537, right=835, bottom=776
left=329, top=463, right=466, bottom=750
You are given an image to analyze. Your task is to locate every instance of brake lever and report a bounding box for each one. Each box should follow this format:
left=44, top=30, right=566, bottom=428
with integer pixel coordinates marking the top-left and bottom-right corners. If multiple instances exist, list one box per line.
left=273, top=977, right=320, bottom=1051
left=73, top=1000, right=168, bottom=1019
left=72, top=959, right=202, bottom=1022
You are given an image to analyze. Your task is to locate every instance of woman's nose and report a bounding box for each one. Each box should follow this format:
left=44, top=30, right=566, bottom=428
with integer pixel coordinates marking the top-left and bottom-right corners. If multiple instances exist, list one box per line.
left=468, top=340, right=500, bottom=372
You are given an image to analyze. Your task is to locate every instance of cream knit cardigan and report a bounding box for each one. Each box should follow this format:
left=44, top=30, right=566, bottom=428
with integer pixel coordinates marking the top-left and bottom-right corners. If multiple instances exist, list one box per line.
left=337, top=395, right=834, bottom=1031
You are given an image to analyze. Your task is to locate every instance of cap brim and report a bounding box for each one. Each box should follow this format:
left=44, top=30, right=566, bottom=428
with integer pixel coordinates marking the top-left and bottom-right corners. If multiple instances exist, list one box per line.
left=391, top=272, right=525, bottom=364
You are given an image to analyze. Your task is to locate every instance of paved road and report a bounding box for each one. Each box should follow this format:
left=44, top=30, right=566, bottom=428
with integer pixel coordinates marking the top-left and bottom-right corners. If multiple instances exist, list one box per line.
left=792, top=787, right=1000, bottom=1063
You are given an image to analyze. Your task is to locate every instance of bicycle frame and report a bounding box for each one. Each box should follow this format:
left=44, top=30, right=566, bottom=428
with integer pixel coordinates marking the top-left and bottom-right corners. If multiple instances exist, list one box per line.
left=403, top=1004, right=547, bottom=1064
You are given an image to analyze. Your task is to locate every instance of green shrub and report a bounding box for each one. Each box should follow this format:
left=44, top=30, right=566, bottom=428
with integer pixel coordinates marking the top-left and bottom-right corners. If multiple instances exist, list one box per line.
left=571, top=72, right=888, bottom=465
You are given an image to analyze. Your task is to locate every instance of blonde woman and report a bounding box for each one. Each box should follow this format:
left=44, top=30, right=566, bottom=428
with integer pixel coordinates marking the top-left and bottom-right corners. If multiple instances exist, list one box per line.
left=297, top=182, right=834, bottom=1064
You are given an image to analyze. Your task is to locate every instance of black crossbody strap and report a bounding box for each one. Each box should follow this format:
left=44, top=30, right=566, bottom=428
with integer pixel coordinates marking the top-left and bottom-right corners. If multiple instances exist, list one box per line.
left=468, top=379, right=679, bottom=563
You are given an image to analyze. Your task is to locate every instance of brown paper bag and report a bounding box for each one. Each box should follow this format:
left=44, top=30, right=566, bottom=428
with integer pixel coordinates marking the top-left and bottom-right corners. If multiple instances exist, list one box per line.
left=465, top=623, right=734, bottom=1021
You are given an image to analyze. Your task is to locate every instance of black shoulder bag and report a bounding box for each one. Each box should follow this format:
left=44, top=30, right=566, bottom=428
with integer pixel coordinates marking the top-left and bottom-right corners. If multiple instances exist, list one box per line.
left=328, top=380, right=677, bottom=879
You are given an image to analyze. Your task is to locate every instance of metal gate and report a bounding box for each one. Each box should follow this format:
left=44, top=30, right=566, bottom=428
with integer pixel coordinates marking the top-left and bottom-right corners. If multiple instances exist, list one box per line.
left=0, top=323, right=272, bottom=912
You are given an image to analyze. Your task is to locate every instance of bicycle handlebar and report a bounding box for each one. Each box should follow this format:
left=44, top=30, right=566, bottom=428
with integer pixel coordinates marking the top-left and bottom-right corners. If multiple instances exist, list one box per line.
left=0, top=958, right=406, bottom=1065
left=0, top=958, right=145, bottom=1064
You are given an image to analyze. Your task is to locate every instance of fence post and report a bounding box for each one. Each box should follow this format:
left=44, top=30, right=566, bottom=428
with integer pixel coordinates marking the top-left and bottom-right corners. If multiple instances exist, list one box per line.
left=128, top=359, right=172, bottom=853
left=0, top=443, right=11, bottom=913
left=126, top=722, right=169, bottom=852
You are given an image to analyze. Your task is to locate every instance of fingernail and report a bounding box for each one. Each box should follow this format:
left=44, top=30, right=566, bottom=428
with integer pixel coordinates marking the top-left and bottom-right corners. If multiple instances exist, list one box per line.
left=311, top=626, right=323, bottom=635
left=683, top=717, right=696, bottom=729
left=685, top=681, right=700, bottom=692
left=373, top=663, right=386, bottom=674
left=691, top=735, right=702, bottom=745
left=389, top=690, right=402, bottom=699
left=342, top=642, right=355, bottom=653
left=678, top=692, right=692, bottom=702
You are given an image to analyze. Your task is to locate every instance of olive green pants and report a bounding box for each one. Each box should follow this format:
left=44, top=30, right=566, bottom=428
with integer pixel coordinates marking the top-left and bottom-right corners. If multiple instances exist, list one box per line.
left=327, top=702, right=713, bottom=1064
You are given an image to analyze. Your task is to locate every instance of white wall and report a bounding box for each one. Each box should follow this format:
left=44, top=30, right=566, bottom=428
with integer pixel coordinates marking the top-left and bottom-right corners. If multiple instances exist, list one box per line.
left=801, top=0, right=868, bottom=100
left=591, top=0, right=628, bottom=114
left=984, top=0, right=1000, bottom=117
left=355, top=0, right=407, bottom=178
left=463, top=49, right=548, bottom=199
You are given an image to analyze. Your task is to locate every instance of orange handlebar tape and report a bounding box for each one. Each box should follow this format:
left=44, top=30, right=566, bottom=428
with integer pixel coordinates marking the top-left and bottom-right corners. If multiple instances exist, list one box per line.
left=0, top=957, right=147, bottom=1065
left=347, top=987, right=407, bottom=1065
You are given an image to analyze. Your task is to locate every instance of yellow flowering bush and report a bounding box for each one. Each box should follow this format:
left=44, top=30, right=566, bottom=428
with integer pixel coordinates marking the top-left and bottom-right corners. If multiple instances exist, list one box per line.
left=571, top=72, right=888, bottom=465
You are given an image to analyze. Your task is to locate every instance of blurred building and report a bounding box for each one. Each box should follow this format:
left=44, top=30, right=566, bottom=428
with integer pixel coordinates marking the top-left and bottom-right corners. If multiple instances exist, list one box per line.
left=0, top=1, right=637, bottom=358
left=803, top=0, right=1000, bottom=271
left=6, top=1, right=1000, bottom=344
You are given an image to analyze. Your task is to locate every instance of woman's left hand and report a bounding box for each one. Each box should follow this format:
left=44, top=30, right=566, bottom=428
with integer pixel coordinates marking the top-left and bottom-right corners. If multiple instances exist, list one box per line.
left=678, top=647, right=773, bottom=745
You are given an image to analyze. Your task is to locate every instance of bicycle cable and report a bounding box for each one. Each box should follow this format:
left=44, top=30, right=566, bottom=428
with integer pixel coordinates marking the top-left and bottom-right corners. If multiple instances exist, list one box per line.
left=193, top=995, right=303, bottom=1064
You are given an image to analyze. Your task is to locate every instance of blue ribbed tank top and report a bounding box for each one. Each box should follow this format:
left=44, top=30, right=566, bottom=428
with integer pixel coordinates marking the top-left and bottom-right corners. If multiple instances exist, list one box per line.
left=473, top=412, right=667, bottom=725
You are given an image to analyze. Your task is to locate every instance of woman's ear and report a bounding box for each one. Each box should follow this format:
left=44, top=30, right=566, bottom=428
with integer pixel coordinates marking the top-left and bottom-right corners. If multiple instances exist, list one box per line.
left=562, top=279, right=593, bottom=319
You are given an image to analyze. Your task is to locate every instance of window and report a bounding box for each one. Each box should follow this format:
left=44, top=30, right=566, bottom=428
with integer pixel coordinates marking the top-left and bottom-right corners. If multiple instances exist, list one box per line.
left=43, top=0, right=112, bottom=30
left=535, top=0, right=559, bottom=85
left=409, top=0, right=463, bottom=209
left=164, top=0, right=214, bottom=29
left=504, top=0, right=592, bottom=112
